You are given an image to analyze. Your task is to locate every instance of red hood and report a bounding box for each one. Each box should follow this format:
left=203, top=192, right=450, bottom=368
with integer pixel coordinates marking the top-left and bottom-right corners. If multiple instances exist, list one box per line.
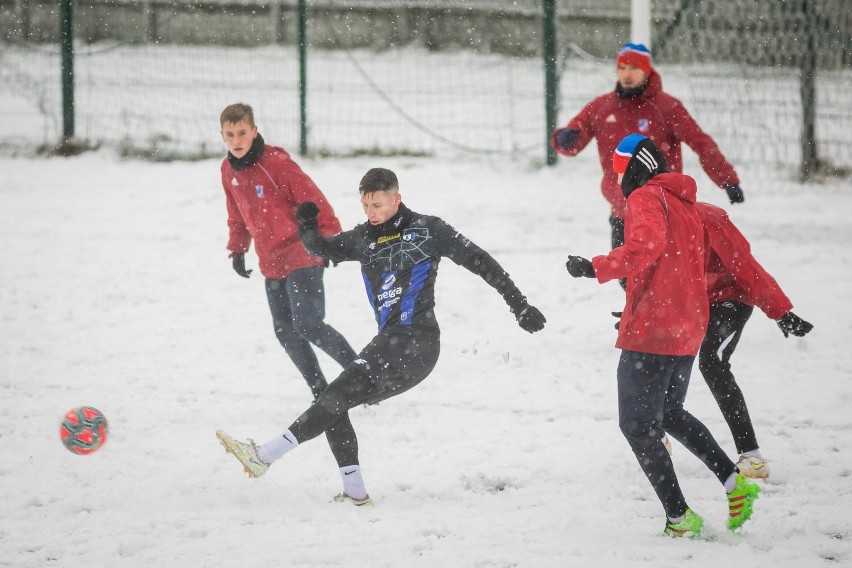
left=642, top=70, right=663, bottom=99
left=644, top=172, right=697, bottom=204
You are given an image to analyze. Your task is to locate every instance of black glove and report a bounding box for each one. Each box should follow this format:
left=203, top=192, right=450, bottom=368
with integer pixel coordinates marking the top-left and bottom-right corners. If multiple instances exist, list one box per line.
left=555, top=128, right=581, bottom=150
left=296, top=201, right=320, bottom=231
left=230, top=252, right=252, bottom=278
left=566, top=255, right=595, bottom=278
left=724, top=183, right=745, bottom=204
left=516, top=304, right=546, bottom=334
left=611, top=311, right=622, bottom=330
left=776, top=311, right=813, bottom=338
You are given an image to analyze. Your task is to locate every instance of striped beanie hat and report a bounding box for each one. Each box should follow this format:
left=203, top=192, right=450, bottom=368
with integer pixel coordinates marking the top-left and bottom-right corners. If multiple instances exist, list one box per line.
left=613, top=133, right=648, bottom=174
left=616, top=43, right=652, bottom=76
left=614, top=133, right=669, bottom=196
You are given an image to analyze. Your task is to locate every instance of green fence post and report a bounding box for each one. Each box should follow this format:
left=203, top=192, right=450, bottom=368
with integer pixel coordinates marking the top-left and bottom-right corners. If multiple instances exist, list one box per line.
left=298, top=0, right=307, bottom=155
left=543, top=0, right=558, bottom=166
left=800, top=0, right=818, bottom=180
left=60, top=0, right=75, bottom=143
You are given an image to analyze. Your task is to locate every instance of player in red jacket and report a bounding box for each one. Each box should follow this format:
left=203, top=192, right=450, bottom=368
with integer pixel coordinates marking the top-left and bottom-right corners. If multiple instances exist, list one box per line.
left=551, top=43, right=743, bottom=251
left=697, top=202, right=813, bottom=478
left=220, top=103, right=364, bottom=499
left=566, top=134, right=759, bottom=538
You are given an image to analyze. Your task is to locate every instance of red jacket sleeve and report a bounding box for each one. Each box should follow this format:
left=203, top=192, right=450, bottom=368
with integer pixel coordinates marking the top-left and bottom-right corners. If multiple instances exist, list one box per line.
left=704, top=207, right=792, bottom=319
left=665, top=96, right=740, bottom=188
left=222, top=165, right=252, bottom=254
left=550, top=97, right=602, bottom=157
left=592, top=190, right=667, bottom=283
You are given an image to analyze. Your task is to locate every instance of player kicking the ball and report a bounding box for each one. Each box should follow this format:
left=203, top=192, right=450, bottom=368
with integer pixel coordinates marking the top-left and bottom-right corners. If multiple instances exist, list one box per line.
left=217, top=167, right=546, bottom=505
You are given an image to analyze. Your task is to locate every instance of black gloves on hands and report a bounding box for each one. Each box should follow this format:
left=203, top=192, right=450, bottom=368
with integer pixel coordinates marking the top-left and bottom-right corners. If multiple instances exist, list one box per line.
left=230, top=252, right=252, bottom=278
left=776, top=311, right=813, bottom=338
left=506, top=292, right=546, bottom=334
left=566, top=256, right=595, bottom=278
left=555, top=128, right=581, bottom=150
left=515, top=304, right=546, bottom=334
left=296, top=201, right=320, bottom=231
left=724, top=183, right=745, bottom=204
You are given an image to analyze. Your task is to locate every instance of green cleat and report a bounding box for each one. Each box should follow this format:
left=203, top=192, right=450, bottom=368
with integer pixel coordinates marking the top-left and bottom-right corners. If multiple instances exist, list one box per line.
left=664, top=508, right=704, bottom=538
left=727, top=474, right=760, bottom=531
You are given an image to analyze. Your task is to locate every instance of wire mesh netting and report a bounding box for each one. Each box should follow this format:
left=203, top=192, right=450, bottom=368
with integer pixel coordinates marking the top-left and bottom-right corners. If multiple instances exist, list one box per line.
left=0, top=0, right=849, bottom=178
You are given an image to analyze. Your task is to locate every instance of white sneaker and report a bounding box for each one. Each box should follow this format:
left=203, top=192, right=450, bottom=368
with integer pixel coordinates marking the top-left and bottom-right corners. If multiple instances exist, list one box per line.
left=662, top=434, right=673, bottom=456
left=332, top=492, right=373, bottom=507
left=736, top=453, right=770, bottom=479
left=216, top=430, right=270, bottom=478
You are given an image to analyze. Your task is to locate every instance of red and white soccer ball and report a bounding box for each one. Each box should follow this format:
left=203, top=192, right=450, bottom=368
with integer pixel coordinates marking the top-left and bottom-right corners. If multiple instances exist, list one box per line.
left=60, top=406, right=108, bottom=455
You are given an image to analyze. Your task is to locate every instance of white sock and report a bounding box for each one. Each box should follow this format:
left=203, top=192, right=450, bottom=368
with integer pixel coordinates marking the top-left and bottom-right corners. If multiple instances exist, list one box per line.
left=668, top=514, right=685, bottom=524
left=257, top=429, right=299, bottom=463
left=340, top=465, right=368, bottom=500
left=743, top=448, right=763, bottom=459
left=724, top=471, right=738, bottom=493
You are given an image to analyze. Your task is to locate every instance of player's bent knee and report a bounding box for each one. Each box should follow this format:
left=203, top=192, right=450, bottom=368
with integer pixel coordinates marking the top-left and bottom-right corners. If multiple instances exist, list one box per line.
left=316, top=364, right=373, bottom=414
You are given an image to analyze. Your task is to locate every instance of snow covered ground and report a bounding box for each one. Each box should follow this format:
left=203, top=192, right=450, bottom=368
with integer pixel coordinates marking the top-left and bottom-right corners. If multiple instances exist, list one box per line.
left=1, top=146, right=851, bottom=567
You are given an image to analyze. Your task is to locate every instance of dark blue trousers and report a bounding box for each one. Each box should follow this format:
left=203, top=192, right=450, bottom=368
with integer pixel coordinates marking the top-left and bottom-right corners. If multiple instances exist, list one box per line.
left=266, top=267, right=360, bottom=467
left=617, top=350, right=737, bottom=519
left=265, top=267, right=357, bottom=398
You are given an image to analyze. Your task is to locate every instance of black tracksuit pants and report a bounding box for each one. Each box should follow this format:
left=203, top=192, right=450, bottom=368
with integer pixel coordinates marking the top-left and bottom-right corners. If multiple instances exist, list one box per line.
left=698, top=300, right=758, bottom=454
left=288, top=326, right=441, bottom=466
left=617, top=350, right=738, bottom=519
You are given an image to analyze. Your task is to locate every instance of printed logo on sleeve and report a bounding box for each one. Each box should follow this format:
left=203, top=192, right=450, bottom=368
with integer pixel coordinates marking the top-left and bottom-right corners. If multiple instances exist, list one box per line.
left=256, top=185, right=264, bottom=198
left=454, top=232, right=472, bottom=247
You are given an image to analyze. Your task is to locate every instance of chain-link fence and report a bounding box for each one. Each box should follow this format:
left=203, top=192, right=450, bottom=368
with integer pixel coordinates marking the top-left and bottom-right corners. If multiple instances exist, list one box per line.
left=0, top=0, right=849, bottom=179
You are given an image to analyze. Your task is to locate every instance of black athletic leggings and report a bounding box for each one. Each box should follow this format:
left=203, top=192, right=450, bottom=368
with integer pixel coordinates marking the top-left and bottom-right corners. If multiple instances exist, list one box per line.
left=289, top=327, right=441, bottom=466
left=698, top=300, right=757, bottom=454
left=617, top=350, right=737, bottom=519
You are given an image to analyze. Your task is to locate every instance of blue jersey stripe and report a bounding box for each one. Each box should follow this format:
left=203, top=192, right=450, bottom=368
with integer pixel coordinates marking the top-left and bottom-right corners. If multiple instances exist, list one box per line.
left=399, top=262, right=431, bottom=326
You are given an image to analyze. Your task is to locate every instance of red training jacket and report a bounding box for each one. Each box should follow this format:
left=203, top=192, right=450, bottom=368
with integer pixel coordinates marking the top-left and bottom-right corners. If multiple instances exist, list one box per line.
left=551, top=71, right=739, bottom=219
left=221, top=144, right=342, bottom=280
left=592, top=172, right=709, bottom=356
left=697, top=202, right=792, bottom=320
left=649, top=79, right=740, bottom=193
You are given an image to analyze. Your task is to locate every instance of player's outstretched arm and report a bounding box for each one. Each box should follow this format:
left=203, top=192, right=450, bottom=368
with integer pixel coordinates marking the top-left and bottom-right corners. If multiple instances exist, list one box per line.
left=460, top=248, right=545, bottom=333
left=296, top=202, right=353, bottom=264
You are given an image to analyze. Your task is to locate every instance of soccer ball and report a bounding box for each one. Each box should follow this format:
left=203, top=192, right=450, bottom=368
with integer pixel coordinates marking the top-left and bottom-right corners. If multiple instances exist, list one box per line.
left=60, top=406, right=108, bottom=455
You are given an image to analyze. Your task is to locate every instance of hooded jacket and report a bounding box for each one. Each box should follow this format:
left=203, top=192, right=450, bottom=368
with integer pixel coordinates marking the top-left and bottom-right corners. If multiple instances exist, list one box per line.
left=551, top=71, right=739, bottom=218
left=592, top=172, right=709, bottom=356
left=697, top=202, right=793, bottom=319
left=221, top=139, right=342, bottom=280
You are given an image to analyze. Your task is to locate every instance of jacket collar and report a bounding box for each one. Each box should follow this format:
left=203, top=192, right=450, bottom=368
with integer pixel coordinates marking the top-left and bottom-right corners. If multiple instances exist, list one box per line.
left=366, top=203, right=413, bottom=239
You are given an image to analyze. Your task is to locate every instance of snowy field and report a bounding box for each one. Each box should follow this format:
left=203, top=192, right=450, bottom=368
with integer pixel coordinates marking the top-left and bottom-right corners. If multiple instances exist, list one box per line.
left=1, top=146, right=851, bottom=567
